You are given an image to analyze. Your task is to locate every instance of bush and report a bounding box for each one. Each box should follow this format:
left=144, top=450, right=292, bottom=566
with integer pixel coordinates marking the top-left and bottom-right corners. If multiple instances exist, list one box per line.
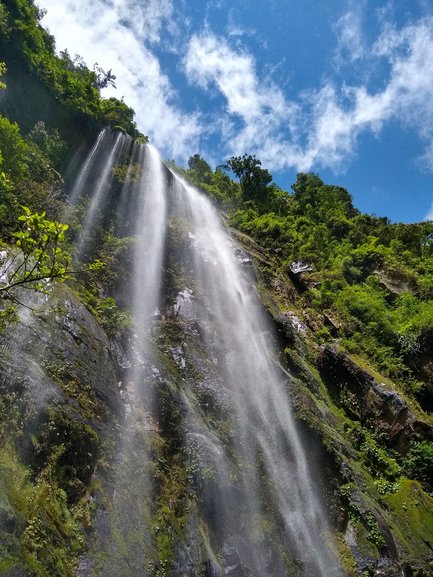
left=404, top=441, right=433, bottom=493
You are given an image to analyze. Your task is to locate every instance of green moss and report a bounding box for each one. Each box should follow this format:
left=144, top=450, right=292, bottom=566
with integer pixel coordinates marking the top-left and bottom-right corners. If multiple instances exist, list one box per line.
left=403, top=441, right=433, bottom=494
left=349, top=518, right=381, bottom=560
left=34, top=406, right=100, bottom=503
left=43, top=360, right=106, bottom=422
left=384, top=478, right=433, bottom=558
left=150, top=440, right=191, bottom=576
left=333, top=533, right=357, bottom=577
left=0, top=302, right=17, bottom=333
left=0, top=443, right=88, bottom=577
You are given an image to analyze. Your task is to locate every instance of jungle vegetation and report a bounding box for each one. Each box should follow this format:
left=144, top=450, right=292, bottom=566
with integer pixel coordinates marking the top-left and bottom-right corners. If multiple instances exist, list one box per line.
left=1, top=2, right=433, bottom=575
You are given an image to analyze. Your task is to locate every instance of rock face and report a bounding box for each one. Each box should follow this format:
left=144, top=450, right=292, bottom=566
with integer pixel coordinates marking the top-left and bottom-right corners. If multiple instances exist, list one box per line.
left=2, top=233, right=433, bottom=577
left=317, top=346, right=433, bottom=454
left=0, top=285, right=120, bottom=427
left=287, top=260, right=315, bottom=290
left=0, top=285, right=121, bottom=574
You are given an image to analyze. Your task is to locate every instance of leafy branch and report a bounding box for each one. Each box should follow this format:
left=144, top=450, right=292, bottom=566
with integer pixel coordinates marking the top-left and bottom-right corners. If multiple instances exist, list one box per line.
left=0, top=206, right=73, bottom=297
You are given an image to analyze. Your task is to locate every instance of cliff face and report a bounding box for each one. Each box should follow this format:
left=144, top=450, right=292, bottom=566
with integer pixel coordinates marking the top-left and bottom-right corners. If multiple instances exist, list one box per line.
left=0, top=3, right=433, bottom=575
left=2, top=222, right=433, bottom=577
left=243, top=231, right=433, bottom=577
left=0, top=285, right=121, bottom=576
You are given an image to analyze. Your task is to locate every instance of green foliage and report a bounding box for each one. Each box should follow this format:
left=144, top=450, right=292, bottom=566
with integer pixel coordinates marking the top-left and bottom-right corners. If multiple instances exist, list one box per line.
left=359, top=434, right=401, bottom=479
left=188, top=153, right=213, bottom=183
left=0, top=114, right=30, bottom=181
left=35, top=406, right=100, bottom=502
left=197, top=165, right=433, bottom=392
left=336, top=284, right=395, bottom=344
left=100, top=97, right=139, bottom=135
left=0, top=61, right=6, bottom=89
left=0, top=206, right=71, bottom=297
left=364, top=513, right=386, bottom=549
left=0, top=302, right=18, bottom=333
left=404, top=442, right=433, bottom=494
left=0, top=151, right=13, bottom=226
left=80, top=290, right=132, bottom=337
left=27, top=121, right=67, bottom=171
left=0, top=114, right=68, bottom=234
left=111, top=161, right=142, bottom=185
left=0, top=444, right=86, bottom=577
left=223, top=154, right=272, bottom=202
left=0, top=5, right=9, bottom=38
left=70, top=226, right=135, bottom=336
left=179, top=155, right=239, bottom=208
left=0, top=0, right=143, bottom=139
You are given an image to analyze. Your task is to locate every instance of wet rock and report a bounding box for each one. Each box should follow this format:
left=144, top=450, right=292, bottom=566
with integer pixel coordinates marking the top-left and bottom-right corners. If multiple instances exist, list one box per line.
left=317, top=346, right=433, bottom=453
left=375, top=558, right=406, bottom=576
left=201, top=559, right=224, bottom=577
left=0, top=284, right=120, bottom=478
left=271, top=276, right=297, bottom=301
left=170, top=345, right=186, bottom=369
left=76, top=556, right=93, bottom=577
left=233, top=247, right=253, bottom=267
left=288, top=260, right=315, bottom=291
left=289, top=260, right=313, bottom=275
left=373, top=270, right=415, bottom=303
left=323, top=311, right=342, bottom=335
left=276, top=311, right=307, bottom=343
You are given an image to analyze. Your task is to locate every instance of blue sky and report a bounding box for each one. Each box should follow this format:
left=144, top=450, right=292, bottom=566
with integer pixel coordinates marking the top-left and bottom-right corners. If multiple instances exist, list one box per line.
left=39, top=0, right=433, bottom=223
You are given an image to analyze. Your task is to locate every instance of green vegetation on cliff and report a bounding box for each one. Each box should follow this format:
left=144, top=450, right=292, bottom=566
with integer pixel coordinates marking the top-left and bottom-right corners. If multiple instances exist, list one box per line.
left=179, top=154, right=433, bottom=575
left=0, top=1, right=433, bottom=576
left=183, top=156, right=433, bottom=405
left=0, top=0, right=141, bottom=139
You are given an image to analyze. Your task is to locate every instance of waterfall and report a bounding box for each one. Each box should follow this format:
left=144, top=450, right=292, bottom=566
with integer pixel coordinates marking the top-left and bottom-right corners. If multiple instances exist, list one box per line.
left=168, top=177, right=342, bottom=577
left=68, top=131, right=342, bottom=577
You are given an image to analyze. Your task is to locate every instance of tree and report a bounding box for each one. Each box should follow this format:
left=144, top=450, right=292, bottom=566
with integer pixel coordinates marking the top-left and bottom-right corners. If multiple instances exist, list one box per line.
left=222, top=154, right=272, bottom=202
left=187, top=154, right=212, bottom=184
left=0, top=206, right=71, bottom=298
left=93, top=63, right=117, bottom=90
left=99, top=97, right=141, bottom=137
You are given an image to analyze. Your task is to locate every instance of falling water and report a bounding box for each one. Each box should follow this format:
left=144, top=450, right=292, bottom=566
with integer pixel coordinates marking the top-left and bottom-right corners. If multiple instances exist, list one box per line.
left=167, top=176, right=342, bottom=577
left=73, top=140, right=170, bottom=576
left=76, top=132, right=124, bottom=245
left=63, top=131, right=342, bottom=576
left=68, top=128, right=110, bottom=206
left=131, top=144, right=167, bottom=328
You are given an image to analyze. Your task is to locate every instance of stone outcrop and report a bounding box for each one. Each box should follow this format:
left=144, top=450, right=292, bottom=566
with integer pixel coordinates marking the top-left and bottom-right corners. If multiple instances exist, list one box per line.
left=317, top=345, right=433, bottom=454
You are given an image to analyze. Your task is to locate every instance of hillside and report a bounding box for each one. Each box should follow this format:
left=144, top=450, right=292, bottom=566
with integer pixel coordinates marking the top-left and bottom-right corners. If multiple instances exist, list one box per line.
left=0, top=2, right=433, bottom=577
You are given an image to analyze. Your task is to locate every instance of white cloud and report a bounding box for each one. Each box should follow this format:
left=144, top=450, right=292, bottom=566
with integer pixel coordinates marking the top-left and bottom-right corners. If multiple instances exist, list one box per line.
left=334, top=9, right=366, bottom=66
left=115, top=0, right=175, bottom=43
left=184, top=32, right=300, bottom=166
left=40, top=0, right=202, bottom=159
left=185, top=17, right=433, bottom=174
left=298, top=15, right=433, bottom=170
left=39, top=2, right=433, bottom=177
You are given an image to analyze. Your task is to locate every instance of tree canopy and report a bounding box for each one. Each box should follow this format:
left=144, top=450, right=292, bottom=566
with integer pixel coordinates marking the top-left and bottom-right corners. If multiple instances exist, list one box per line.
left=222, top=154, right=272, bottom=202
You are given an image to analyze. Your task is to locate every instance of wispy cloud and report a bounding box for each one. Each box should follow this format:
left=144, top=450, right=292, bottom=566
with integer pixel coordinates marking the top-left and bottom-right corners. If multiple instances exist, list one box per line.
left=40, top=1, right=433, bottom=178
left=185, top=17, right=433, bottom=173
left=294, top=16, right=433, bottom=170
left=41, top=0, right=202, bottom=158
left=184, top=32, right=300, bottom=166
left=334, top=9, right=366, bottom=66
